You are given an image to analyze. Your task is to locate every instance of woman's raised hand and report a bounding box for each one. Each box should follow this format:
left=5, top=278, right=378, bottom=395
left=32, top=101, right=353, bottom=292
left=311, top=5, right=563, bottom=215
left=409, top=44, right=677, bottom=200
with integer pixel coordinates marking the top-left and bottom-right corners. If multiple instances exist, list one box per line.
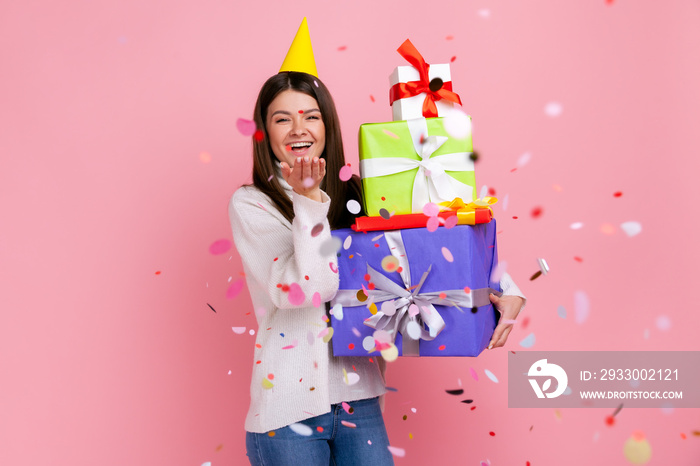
left=280, top=156, right=326, bottom=202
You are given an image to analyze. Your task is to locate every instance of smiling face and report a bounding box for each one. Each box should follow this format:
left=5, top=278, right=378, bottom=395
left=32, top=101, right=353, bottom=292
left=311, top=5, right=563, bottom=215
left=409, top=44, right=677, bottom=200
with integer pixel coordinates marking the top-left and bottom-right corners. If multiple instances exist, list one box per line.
left=265, top=89, right=326, bottom=168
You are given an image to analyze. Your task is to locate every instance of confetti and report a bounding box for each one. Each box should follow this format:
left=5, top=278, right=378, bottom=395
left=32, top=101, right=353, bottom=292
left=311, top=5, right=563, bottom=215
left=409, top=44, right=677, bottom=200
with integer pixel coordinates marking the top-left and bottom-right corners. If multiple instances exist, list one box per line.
left=382, top=129, right=400, bottom=139
left=531, top=206, right=543, bottom=218
left=236, top=118, right=257, bottom=136
left=422, top=202, right=440, bottom=217
left=442, top=108, right=472, bottom=139
left=519, top=333, right=536, bottom=348
left=329, top=262, right=338, bottom=273
left=338, top=45, right=347, bottom=51
left=570, top=222, right=584, bottom=230
left=381, top=343, right=399, bottom=362
left=446, top=389, right=464, bottom=395
left=341, top=402, right=354, bottom=414
left=623, top=432, right=652, bottom=464
left=287, top=283, right=306, bottom=306
left=312, top=292, right=321, bottom=308
left=232, top=327, right=246, bottom=334
left=331, top=303, right=344, bottom=320
left=478, top=8, right=491, bottom=18
left=289, top=423, right=313, bottom=436
left=450, top=56, right=456, bottom=63
left=199, top=152, right=211, bottom=163
left=341, top=420, right=357, bottom=428
left=210, top=239, right=232, bottom=255
left=380, top=300, right=397, bottom=316
left=226, top=279, right=245, bottom=299
left=441, top=246, right=454, bottom=262
left=484, top=369, right=499, bottom=383
left=262, top=378, right=274, bottom=389
left=347, top=199, right=361, bottom=214
left=370, top=95, right=375, bottom=102
left=253, top=130, right=264, bottom=141
left=620, top=221, right=642, bottom=237
left=207, top=303, right=216, bottom=313
left=544, top=102, right=563, bottom=117
left=320, top=236, right=342, bottom=256
left=311, top=223, right=324, bottom=237
left=362, top=336, right=375, bottom=351
left=381, top=255, right=400, bottom=273
left=574, top=291, right=590, bottom=324
left=426, top=216, right=440, bottom=232
left=600, top=223, right=616, bottom=235
left=470, top=367, right=479, bottom=381
left=322, top=327, right=334, bottom=343
left=557, top=305, right=567, bottom=319
left=387, top=446, right=405, bottom=457
left=379, top=208, right=392, bottom=220
left=517, top=152, right=532, bottom=167
left=339, top=165, right=353, bottom=182
left=656, top=315, right=671, bottom=331
left=490, top=261, right=507, bottom=282
left=345, top=372, right=360, bottom=385
left=461, top=399, right=473, bottom=404
left=614, top=191, right=623, bottom=197
left=444, top=215, right=458, bottom=228
left=406, top=321, right=421, bottom=339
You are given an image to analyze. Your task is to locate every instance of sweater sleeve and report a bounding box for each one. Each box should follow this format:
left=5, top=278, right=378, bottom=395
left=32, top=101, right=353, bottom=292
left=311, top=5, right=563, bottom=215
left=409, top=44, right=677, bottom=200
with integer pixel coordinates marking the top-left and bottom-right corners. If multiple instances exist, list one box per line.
left=500, top=272, right=527, bottom=311
left=229, top=187, right=339, bottom=310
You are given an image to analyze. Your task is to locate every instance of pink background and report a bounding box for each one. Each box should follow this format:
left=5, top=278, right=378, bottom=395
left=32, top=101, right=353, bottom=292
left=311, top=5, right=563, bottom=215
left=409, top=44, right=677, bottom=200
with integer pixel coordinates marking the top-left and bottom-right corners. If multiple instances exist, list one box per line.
left=2, top=0, right=699, bottom=465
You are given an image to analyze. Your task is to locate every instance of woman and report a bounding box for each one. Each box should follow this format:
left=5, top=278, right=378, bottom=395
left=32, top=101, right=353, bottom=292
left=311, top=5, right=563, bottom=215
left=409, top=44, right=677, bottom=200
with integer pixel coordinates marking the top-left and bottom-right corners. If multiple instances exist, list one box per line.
left=229, top=71, right=394, bottom=465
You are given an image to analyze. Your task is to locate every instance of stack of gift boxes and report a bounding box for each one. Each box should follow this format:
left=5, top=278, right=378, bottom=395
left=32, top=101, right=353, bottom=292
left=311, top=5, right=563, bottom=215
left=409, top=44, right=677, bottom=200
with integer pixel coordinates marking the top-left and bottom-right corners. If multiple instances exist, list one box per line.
left=330, top=39, right=502, bottom=357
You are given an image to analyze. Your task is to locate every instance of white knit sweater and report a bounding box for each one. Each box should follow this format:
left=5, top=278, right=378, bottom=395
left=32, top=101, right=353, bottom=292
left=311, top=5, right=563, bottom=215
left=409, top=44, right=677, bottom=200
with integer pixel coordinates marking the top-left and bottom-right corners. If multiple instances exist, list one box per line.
left=229, top=177, right=526, bottom=433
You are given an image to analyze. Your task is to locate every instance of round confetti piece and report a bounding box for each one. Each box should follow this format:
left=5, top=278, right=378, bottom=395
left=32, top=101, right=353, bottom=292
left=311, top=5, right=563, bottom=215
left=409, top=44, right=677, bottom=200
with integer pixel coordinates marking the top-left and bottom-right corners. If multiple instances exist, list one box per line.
left=484, top=369, right=499, bottom=383
left=362, top=336, right=375, bottom=351
left=426, top=216, right=440, bottom=232
left=311, top=223, right=324, bottom=237
left=320, top=236, right=342, bottom=256
left=312, top=292, right=321, bottom=308
left=346, top=199, right=361, bottom=214
left=262, top=378, right=274, bottom=389
left=232, top=327, right=246, bottom=334
left=490, top=261, right=507, bottom=283
left=442, top=108, right=472, bottom=139
left=570, top=222, right=584, bottom=230
left=236, top=118, right=257, bottom=136
left=441, top=246, right=454, bottom=262
left=226, top=279, right=245, bottom=299
left=339, top=165, right=353, bottom=182
left=345, top=373, right=360, bottom=385
left=600, top=223, right=616, bottom=235
left=544, top=101, right=563, bottom=117
left=519, top=333, right=536, bottom=348
left=253, top=130, right=264, bottom=141
left=574, top=290, right=590, bottom=324
left=209, top=239, right=232, bottom=255
left=379, top=208, right=392, bottom=220
left=289, top=423, right=313, bottom=436
left=369, top=303, right=378, bottom=314
left=655, top=315, right=671, bottom=331
left=620, top=221, right=642, bottom=237
left=341, top=420, right=357, bottom=428
left=332, top=303, right=344, bottom=321
left=623, top=434, right=652, bottom=464
left=408, top=304, right=419, bottom=317
left=381, top=344, right=399, bottom=362
left=199, top=152, right=211, bottom=163
left=517, top=152, right=532, bottom=167
left=406, top=321, right=421, bottom=340
left=287, top=283, right=306, bottom=306
left=387, top=446, right=405, bottom=457
left=444, top=214, right=458, bottom=229
left=380, top=300, right=396, bottom=316
left=381, top=255, right=400, bottom=273
left=531, top=206, right=543, bottom=218
left=557, top=305, right=567, bottom=319
left=614, top=191, right=623, bottom=197
left=489, top=431, right=495, bottom=436
left=422, top=202, right=440, bottom=217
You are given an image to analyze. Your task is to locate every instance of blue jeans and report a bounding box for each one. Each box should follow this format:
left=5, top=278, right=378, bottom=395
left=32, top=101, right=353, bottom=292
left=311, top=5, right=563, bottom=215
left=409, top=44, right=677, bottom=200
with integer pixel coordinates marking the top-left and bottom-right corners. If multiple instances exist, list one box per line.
left=245, top=397, right=394, bottom=466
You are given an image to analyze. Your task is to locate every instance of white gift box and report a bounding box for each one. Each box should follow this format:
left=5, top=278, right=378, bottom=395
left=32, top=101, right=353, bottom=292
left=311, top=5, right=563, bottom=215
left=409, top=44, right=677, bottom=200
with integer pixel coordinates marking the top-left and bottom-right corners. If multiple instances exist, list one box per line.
left=389, top=63, right=455, bottom=121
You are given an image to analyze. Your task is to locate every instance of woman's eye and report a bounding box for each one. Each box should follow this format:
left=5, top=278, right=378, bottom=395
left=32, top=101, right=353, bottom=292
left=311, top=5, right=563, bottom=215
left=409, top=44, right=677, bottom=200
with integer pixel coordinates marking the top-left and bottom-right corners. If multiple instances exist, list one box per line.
left=275, top=118, right=289, bottom=123
left=306, top=115, right=320, bottom=120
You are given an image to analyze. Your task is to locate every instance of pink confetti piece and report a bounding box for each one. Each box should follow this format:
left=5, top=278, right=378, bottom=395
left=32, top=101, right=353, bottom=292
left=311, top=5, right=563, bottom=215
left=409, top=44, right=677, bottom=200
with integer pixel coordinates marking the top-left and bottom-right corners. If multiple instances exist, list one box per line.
left=282, top=339, right=298, bottom=350
left=339, top=165, right=353, bottom=181
left=544, top=102, right=563, bottom=117
left=517, top=152, right=532, bottom=167
left=199, top=152, right=211, bottom=163
left=490, top=261, right=507, bottom=282
left=287, top=283, right=306, bottom=306
left=236, top=118, right=257, bottom=136
left=382, top=129, right=400, bottom=139
left=426, top=216, right=440, bottom=232
left=574, top=290, right=590, bottom=324
left=267, top=174, right=274, bottom=182
left=232, top=327, right=246, bottom=334
left=444, top=215, right=458, bottom=229
left=470, top=367, right=479, bottom=381
left=209, top=239, right=232, bottom=255
left=226, top=279, right=245, bottom=299
left=351, top=327, right=361, bottom=337
left=387, top=446, right=405, bottom=457
left=441, top=246, right=454, bottom=262
left=312, top=292, right=321, bottom=308
left=329, top=262, right=339, bottom=274
left=318, top=327, right=329, bottom=338
left=656, top=315, right=671, bottom=331
left=422, top=202, right=440, bottom=217
left=342, top=402, right=353, bottom=413
left=341, top=420, right=357, bottom=428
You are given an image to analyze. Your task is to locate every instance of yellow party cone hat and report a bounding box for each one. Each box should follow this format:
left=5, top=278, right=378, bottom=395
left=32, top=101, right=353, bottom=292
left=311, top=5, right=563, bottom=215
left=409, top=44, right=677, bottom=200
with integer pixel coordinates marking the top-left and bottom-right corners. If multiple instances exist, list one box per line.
left=279, top=17, right=318, bottom=77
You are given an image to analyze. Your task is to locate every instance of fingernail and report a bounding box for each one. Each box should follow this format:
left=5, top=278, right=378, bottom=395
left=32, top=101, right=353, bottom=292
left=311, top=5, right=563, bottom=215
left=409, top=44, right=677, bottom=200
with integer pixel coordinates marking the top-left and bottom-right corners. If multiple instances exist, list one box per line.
left=487, top=343, right=493, bottom=350
left=313, top=157, right=319, bottom=163
left=304, top=157, right=309, bottom=162
left=296, top=157, right=302, bottom=163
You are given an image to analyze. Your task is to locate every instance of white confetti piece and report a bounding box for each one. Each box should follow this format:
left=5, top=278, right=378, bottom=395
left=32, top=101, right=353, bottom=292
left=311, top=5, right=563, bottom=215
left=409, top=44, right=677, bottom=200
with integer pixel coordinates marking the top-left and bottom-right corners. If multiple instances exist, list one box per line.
left=341, top=420, right=357, bottom=428
left=620, top=221, right=642, bottom=237
left=343, top=235, right=352, bottom=250
left=362, top=336, right=376, bottom=351
left=411, top=408, right=417, bottom=413
left=557, top=305, right=567, bottom=319
left=479, top=185, right=489, bottom=199
left=570, top=222, right=584, bottom=230
left=442, top=107, right=472, bottom=139
left=545, top=101, right=563, bottom=117
left=346, top=199, right=361, bottom=214
left=249, top=329, right=256, bottom=335
left=519, top=333, right=536, bottom=348
left=441, top=246, right=454, bottom=262
left=517, top=152, right=531, bottom=167
left=387, top=446, right=406, bottom=457
left=574, top=291, right=590, bottom=324
left=345, top=372, right=360, bottom=385
left=477, top=8, right=491, bottom=18
left=351, top=327, right=361, bottom=337
left=406, top=321, right=421, bottom=340
left=232, top=327, right=246, bottom=334
left=484, top=369, right=499, bottom=383
left=289, top=423, right=313, bottom=436
left=319, top=236, right=342, bottom=256
left=656, top=315, right=671, bottom=331
left=331, top=303, right=344, bottom=320
left=502, top=193, right=509, bottom=211
left=381, top=300, right=396, bottom=316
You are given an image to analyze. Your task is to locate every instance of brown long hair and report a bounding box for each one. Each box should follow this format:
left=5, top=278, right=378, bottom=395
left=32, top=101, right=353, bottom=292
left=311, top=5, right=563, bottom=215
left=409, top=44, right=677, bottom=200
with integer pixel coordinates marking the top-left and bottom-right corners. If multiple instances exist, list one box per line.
left=249, top=72, right=364, bottom=229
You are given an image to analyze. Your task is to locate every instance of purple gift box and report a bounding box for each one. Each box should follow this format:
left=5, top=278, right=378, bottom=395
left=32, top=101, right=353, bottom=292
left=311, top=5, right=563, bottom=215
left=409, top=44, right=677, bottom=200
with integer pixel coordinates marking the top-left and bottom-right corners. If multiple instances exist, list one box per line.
left=330, top=222, right=502, bottom=357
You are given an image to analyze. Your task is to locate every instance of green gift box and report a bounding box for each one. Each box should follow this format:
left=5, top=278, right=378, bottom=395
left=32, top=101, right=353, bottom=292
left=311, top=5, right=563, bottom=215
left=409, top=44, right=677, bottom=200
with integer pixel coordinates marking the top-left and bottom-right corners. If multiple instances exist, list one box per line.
left=358, top=117, right=476, bottom=216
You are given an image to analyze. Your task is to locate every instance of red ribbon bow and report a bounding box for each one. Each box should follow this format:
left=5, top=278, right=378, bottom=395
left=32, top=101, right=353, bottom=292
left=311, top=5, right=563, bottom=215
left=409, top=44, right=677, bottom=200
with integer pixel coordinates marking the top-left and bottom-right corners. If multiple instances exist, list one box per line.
left=389, top=39, right=462, bottom=118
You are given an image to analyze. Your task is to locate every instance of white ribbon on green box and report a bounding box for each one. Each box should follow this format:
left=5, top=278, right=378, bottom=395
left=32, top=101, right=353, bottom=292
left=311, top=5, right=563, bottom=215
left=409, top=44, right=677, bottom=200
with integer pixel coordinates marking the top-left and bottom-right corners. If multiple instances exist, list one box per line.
left=359, top=117, right=475, bottom=216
